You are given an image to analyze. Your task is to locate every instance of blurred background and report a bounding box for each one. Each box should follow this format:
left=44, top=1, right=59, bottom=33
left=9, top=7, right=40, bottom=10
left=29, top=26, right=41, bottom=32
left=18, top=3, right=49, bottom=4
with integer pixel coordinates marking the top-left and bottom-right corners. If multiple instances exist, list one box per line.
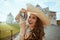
left=0, top=0, right=60, bottom=40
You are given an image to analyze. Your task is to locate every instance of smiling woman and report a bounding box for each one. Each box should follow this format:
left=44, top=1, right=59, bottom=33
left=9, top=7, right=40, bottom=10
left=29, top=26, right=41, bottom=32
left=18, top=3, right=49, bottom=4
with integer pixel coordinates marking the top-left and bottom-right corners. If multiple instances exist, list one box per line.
left=15, top=4, right=50, bottom=40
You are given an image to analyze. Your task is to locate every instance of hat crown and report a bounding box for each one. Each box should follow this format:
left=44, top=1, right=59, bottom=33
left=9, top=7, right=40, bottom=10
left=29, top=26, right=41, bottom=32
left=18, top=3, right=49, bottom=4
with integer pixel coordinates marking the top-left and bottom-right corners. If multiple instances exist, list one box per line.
left=27, top=4, right=50, bottom=26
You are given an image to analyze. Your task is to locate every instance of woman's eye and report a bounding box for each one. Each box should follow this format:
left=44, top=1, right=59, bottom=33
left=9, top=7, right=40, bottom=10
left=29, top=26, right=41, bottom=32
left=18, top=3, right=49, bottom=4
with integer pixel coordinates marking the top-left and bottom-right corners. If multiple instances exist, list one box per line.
left=29, top=16, right=31, bottom=18
left=33, top=17, right=36, bottom=19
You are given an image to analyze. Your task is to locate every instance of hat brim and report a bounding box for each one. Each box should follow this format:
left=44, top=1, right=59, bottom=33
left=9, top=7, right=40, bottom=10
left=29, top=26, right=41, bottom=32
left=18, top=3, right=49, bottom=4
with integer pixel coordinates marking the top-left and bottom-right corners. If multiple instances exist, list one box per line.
left=27, top=4, right=50, bottom=26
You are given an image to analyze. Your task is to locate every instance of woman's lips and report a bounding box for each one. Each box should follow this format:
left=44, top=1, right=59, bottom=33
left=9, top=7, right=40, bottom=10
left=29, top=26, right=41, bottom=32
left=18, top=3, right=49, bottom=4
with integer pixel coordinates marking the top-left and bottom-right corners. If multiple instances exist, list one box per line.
left=29, top=22, right=32, bottom=24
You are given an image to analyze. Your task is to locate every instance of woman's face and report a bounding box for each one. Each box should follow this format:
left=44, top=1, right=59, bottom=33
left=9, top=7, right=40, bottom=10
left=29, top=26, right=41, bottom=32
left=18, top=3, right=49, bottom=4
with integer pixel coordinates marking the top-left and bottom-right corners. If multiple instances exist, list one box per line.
left=28, top=14, right=37, bottom=27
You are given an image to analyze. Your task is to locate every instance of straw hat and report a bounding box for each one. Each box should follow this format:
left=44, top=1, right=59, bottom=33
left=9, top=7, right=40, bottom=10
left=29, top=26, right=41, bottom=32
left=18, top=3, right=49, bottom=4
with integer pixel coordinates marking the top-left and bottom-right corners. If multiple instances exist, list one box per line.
left=27, top=4, right=50, bottom=26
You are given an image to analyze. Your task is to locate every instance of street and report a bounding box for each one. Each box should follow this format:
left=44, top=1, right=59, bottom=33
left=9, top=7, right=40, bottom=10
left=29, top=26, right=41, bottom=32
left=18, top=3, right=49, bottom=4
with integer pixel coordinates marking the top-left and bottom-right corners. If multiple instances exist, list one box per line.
left=45, top=25, right=60, bottom=40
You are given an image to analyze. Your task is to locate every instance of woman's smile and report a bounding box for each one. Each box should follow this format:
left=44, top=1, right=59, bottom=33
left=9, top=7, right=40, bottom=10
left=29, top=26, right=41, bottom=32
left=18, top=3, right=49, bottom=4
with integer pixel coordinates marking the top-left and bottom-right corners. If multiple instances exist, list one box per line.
left=29, top=21, right=32, bottom=24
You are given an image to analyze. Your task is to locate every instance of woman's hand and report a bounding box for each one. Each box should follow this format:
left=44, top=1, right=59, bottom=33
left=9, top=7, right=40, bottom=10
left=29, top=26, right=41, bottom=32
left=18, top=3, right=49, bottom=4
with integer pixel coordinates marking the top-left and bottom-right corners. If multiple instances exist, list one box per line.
left=19, top=19, right=26, bottom=29
left=15, top=8, right=27, bottom=23
left=19, top=19, right=26, bottom=40
left=20, top=8, right=26, bottom=13
left=19, top=8, right=27, bottom=40
left=19, top=8, right=27, bottom=28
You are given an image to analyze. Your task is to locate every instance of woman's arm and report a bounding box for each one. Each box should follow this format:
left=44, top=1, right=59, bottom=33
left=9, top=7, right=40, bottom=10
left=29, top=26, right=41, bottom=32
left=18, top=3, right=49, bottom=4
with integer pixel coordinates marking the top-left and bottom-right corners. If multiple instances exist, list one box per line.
left=19, top=28, right=26, bottom=40
left=19, top=8, right=27, bottom=40
left=19, top=19, right=26, bottom=40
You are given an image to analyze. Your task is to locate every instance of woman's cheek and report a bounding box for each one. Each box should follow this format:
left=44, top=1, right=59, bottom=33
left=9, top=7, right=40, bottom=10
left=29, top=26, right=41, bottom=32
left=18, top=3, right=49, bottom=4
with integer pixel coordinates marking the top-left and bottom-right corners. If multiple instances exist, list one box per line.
left=32, top=20, right=36, bottom=25
left=33, top=19, right=36, bottom=23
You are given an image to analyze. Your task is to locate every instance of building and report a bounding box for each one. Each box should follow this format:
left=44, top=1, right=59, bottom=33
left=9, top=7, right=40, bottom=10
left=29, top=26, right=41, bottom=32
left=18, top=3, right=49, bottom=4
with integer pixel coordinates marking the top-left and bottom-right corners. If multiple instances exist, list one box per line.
left=36, top=5, right=43, bottom=10
left=6, top=13, right=14, bottom=24
left=49, top=11, right=56, bottom=25
left=36, top=4, right=56, bottom=25
left=57, top=20, right=60, bottom=25
left=42, top=7, right=49, bottom=17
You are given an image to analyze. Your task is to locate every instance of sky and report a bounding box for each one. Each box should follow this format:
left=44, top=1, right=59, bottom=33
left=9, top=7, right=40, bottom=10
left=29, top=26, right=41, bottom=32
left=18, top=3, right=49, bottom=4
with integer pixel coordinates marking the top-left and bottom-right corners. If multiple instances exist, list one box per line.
left=0, top=0, right=60, bottom=22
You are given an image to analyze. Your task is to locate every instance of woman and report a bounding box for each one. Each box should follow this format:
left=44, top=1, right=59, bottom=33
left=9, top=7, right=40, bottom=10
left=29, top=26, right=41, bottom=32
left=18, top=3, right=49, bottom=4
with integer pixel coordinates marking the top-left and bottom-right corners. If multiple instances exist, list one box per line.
left=15, top=4, right=50, bottom=40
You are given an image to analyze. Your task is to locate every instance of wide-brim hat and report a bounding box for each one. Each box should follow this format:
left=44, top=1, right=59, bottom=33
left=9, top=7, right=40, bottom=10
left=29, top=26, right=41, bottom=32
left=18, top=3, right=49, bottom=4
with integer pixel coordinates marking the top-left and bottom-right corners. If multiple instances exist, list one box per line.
left=27, top=4, right=50, bottom=26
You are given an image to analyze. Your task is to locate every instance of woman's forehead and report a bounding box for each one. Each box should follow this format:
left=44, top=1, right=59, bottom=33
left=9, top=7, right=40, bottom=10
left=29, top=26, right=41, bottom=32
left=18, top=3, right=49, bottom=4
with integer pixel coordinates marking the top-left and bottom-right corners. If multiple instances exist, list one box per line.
left=28, top=12, right=37, bottom=18
left=30, top=14, right=37, bottom=19
left=30, top=14, right=36, bottom=16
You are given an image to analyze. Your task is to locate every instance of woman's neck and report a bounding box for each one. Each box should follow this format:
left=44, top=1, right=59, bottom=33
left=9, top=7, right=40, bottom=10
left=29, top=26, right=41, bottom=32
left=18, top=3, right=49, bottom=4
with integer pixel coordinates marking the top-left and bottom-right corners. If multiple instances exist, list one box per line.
left=29, top=26, right=35, bottom=31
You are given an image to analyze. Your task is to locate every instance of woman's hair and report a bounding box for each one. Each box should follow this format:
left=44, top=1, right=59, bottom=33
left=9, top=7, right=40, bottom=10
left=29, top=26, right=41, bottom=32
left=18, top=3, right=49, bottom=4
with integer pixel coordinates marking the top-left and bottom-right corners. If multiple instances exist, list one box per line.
left=25, top=17, right=45, bottom=40
left=35, top=17, right=45, bottom=40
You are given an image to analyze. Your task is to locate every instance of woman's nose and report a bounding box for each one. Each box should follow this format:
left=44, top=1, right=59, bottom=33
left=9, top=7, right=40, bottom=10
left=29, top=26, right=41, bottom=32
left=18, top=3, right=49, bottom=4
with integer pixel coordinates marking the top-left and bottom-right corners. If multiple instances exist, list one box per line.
left=29, top=18, right=32, bottom=21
